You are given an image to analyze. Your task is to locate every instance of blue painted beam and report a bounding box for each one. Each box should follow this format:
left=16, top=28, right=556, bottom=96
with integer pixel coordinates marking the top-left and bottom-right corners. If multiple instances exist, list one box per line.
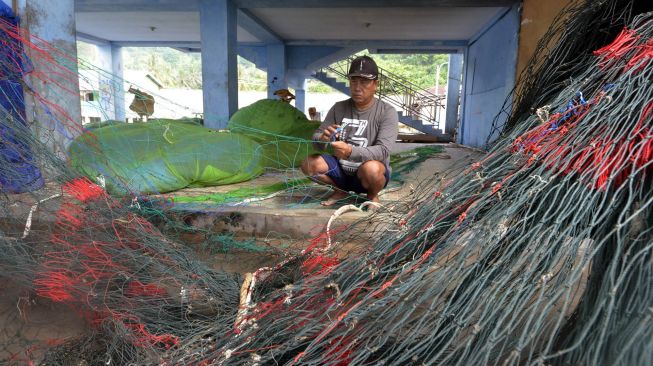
left=468, top=6, right=512, bottom=46
left=75, top=0, right=517, bottom=12
left=76, top=31, right=110, bottom=45
left=96, top=43, right=117, bottom=120
left=113, top=41, right=202, bottom=48
left=286, top=46, right=345, bottom=70
left=238, top=45, right=267, bottom=68
left=459, top=45, right=470, bottom=145
left=444, top=53, right=463, bottom=136
left=172, top=47, right=202, bottom=53
left=235, top=0, right=517, bottom=7
left=285, top=40, right=468, bottom=48
left=372, top=48, right=461, bottom=54
left=200, top=0, right=237, bottom=129
left=76, top=0, right=200, bottom=12
left=266, top=43, right=287, bottom=99
left=294, top=78, right=307, bottom=114
left=111, top=44, right=126, bottom=122
left=237, top=8, right=281, bottom=43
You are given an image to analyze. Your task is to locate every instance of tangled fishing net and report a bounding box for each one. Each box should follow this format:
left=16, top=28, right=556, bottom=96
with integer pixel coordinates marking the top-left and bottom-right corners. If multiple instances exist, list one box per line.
left=0, top=0, right=652, bottom=365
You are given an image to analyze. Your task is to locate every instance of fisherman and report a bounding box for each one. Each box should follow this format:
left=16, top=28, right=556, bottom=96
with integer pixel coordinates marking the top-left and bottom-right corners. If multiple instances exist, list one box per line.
left=301, top=55, right=398, bottom=208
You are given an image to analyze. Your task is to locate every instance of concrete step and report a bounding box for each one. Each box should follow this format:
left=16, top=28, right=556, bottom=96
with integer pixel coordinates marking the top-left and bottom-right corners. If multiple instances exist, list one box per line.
left=399, top=116, right=442, bottom=136
left=313, top=72, right=349, bottom=95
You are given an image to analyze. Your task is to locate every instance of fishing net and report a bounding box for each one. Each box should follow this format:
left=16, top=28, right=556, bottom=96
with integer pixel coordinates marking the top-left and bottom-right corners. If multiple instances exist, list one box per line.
left=0, top=0, right=652, bottom=365
left=69, top=101, right=319, bottom=195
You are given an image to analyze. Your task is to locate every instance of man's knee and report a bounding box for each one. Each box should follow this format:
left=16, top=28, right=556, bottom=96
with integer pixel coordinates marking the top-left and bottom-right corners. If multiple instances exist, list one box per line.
left=300, top=157, right=312, bottom=175
left=358, top=161, right=385, bottom=184
left=301, top=155, right=326, bottom=176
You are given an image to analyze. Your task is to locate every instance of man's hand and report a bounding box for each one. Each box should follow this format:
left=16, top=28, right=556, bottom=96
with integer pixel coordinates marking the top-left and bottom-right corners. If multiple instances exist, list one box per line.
left=319, top=124, right=340, bottom=142
left=331, top=141, right=352, bottom=159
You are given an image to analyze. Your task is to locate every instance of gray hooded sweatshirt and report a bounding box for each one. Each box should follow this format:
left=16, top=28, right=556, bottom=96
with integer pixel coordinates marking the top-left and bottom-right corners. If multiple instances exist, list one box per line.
left=312, top=98, right=398, bottom=175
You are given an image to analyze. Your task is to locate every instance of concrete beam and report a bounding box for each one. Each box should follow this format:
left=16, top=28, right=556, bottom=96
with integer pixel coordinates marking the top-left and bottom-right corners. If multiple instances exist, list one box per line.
left=237, top=8, right=281, bottom=43
left=287, top=46, right=346, bottom=70
left=75, top=0, right=517, bottom=12
left=235, top=0, right=517, bottom=7
left=200, top=0, right=238, bottom=129
left=96, top=43, right=116, bottom=120
left=469, top=7, right=513, bottom=46
left=113, top=41, right=202, bottom=48
left=76, top=0, right=200, bottom=12
left=293, top=78, right=307, bottom=114
left=372, top=48, right=461, bottom=54
left=112, top=45, right=126, bottom=121
left=76, top=31, right=110, bottom=45
left=285, top=39, right=467, bottom=48
left=238, top=45, right=267, bottom=68
left=172, top=47, right=202, bottom=53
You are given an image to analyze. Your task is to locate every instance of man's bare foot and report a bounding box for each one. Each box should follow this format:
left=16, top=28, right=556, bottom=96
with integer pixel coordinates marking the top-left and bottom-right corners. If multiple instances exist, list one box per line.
left=320, top=190, right=348, bottom=206
left=363, top=198, right=382, bottom=212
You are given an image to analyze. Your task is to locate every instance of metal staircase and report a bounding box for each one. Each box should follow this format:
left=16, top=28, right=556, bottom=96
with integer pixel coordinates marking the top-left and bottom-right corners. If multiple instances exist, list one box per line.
left=313, top=56, right=448, bottom=138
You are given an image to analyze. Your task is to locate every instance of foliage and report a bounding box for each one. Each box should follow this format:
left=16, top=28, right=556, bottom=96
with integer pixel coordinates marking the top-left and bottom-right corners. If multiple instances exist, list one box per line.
left=122, top=47, right=203, bottom=89
left=76, top=41, right=98, bottom=69
left=76, top=42, right=450, bottom=92
left=373, top=53, right=450, bottom=91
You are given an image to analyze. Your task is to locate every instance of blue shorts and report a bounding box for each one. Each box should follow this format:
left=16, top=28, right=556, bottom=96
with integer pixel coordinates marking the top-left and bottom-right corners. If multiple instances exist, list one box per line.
left=321, top=154, right=390, bottom=194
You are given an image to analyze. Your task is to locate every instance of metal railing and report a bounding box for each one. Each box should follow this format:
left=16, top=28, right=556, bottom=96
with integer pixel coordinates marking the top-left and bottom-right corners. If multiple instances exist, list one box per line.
left=317, top=56, right=446, bottom=126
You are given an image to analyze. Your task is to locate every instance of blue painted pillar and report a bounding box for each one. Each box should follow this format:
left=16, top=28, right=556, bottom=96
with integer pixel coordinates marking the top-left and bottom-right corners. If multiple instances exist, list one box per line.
left=294, top=78, right=307, bottom=113
left=18, top=0, right=82, bottom=151
left=266, top=43, right=287, bottom=99
left=445, top=53, right=463, bottom=137
left=112, top=45, right=126, bottom=122
left=200, top=0, right=237, bottom=129
left=97, top=43, right=125, bottom=121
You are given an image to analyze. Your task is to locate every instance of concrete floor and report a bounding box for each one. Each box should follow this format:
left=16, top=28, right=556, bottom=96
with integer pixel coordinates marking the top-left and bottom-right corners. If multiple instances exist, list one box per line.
left=153, top=143, right=484, bottom=272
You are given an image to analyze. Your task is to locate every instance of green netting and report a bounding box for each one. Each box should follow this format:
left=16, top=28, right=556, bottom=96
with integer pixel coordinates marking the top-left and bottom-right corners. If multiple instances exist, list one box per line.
left=69, top=100, right=320, bottom=195
left=170, top=178, right=311, bottom=204
left=170, top=146, right=446, bottom=204
left=389, top=145, right=444, bottom=182
left=228, top=99, right=321, bottom=169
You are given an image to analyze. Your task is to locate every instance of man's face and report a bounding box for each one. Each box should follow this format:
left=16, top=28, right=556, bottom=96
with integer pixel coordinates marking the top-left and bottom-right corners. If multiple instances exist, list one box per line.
left=349, top=77, right=377, bottom=107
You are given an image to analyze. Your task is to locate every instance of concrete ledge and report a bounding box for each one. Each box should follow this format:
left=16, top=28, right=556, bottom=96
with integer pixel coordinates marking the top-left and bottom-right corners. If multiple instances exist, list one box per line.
left=164, top=205, right=369, bottom=240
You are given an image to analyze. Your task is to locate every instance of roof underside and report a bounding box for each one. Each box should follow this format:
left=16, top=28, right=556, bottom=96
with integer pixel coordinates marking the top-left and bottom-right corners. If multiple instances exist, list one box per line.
left=75, top=0, right=516, bottom=49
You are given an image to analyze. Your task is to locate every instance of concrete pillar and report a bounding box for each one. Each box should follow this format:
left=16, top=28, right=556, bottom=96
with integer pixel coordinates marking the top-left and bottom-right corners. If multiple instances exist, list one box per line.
left=200, top=0, right=237, bottom=130
left=445, top=53, right=464, bottom=137
left=96, top=43, right=126, bottom=121
left=266, top=43, right=287, bottom=99
left=294, top=78, right=307, bottom=113
left=17, top=0, right=82, bottom=156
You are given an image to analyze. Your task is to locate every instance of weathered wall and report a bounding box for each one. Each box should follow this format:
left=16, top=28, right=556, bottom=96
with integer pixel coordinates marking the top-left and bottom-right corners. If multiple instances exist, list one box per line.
left=515, top=0, right=572, bottom=81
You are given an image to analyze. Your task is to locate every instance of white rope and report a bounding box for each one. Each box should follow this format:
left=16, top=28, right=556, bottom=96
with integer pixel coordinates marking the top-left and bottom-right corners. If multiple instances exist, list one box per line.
left=234, top=200, right=383, bottom=334
left=325, top=201, right=381, bottom=250
left=22, top=193, right=61, bottom=239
